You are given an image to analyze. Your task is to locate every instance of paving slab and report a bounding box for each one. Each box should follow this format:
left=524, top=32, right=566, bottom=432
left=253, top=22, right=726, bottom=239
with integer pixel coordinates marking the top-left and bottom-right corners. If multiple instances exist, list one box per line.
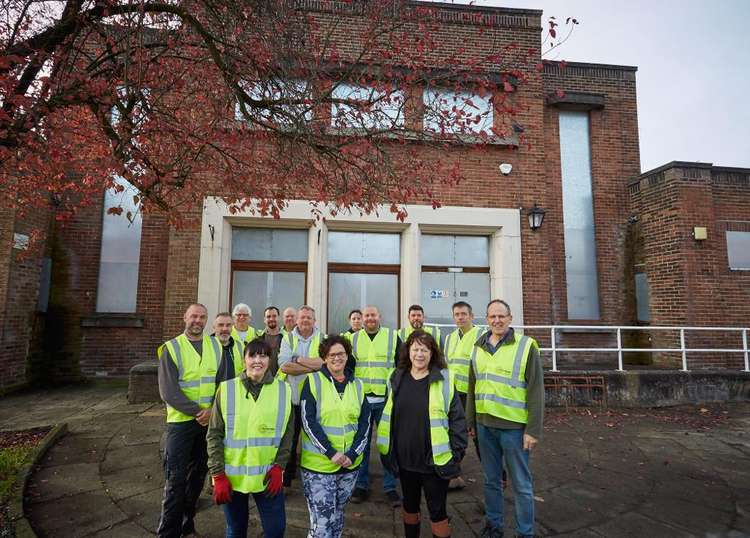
left=12, top=385, right=750, bottom=537
left=26, top=490, right=128, bottom=538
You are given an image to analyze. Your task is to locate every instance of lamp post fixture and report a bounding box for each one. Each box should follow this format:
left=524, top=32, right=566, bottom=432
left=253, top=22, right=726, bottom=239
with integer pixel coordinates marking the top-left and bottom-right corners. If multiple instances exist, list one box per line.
left=527, top=203, right=546, bottom=231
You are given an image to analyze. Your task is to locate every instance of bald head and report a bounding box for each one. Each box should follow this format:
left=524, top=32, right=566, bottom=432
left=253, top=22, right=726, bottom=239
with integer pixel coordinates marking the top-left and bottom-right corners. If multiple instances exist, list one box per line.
left=362, top=305, right=380, bottom=333
left=183, top=304, right=207, bottom=339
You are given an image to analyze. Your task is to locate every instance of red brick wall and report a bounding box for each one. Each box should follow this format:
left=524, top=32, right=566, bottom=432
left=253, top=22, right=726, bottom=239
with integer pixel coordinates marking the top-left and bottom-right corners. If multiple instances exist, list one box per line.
left=1, top=3, right=649, bottom=384
left=631, top=163, right=750, bottom=368
left=0, top=205, right=50, bottom=390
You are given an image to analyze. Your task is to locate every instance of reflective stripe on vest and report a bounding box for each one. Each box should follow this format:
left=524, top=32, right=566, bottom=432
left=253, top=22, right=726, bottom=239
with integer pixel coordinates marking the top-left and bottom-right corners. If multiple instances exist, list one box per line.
left=230, top=339, right=244, bottom=379
left=161, top=334, right=219, bottom=423
left=444, top=326, right=484, bottom=394
left=471, top=335, right=534, bottom=423
left=220, top=376, right=291, bottom=493
left=300, top=372, right=365, bottom=473
left=352, top=328, right=395, bottom=396
left=376, top=369, right=454, bottom=466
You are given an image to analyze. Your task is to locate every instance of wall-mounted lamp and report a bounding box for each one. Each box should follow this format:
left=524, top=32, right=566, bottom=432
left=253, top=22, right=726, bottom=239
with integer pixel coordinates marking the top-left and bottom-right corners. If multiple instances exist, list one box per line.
left=208, top=224, right=215, bottom=242
left=526, top=203, right=546, bottom=231
left=693, top=226, right=707, bottom=241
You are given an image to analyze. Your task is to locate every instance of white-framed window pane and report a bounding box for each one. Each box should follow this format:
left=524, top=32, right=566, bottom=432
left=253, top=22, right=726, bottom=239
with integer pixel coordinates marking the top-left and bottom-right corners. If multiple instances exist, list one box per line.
left=423, top=88, right=493, bottom=135
left=328, top=273, right=398, bottom=333
left=232, top=228, right=308, bottom=262
left=327, top=231, right=400, bottom=264
left=726, top=231, right=750, bottom=270
left=421, top=234, right=488, bottom=267
left=559, top=110, right=600, bottom=319
left=421, top=272, right=489, bottom=326
left=232, top=271, right=306, bottom=320
left=331, top=83, right=404, bottom=129
left=96, top=177, right=142, bottom=313
left=235, top=79, right=311, bottom=125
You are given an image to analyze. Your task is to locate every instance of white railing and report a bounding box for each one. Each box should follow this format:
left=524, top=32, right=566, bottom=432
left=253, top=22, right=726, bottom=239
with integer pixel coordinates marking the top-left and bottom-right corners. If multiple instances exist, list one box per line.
left=433, top=324, right=750, bottom=373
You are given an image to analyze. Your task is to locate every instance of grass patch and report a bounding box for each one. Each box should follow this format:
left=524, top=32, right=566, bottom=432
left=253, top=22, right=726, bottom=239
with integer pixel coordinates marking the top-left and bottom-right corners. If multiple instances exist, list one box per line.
left=0, top=427, right=51, bottom=504
left=0, top=446, right=33, bottom=503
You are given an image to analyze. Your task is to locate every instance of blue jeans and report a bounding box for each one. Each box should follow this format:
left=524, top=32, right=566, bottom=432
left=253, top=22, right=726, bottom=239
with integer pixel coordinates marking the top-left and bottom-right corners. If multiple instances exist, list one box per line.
left=355, top=399, right=397, bottom=492
left=477, top=424, right=534, bottom=537
left=223, top=490, right=285, bottom=538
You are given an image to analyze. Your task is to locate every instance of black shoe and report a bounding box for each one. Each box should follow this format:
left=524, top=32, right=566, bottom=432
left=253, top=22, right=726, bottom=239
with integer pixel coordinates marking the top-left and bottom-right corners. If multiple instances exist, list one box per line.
left=350, top=487, right=369, bottom=504
left=386, top=489, right=402, bottom=507
left=480, top=523, right=503, bottom=538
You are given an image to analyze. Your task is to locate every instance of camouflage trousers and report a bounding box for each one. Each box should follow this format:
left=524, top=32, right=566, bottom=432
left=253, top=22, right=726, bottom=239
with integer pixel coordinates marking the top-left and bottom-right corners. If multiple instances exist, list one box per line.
left=301, top=468, right=359, bottom=538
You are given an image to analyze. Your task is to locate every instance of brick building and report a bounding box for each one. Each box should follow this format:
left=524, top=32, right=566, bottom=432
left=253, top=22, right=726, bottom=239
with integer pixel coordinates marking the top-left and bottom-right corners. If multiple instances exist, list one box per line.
left=1, top=2, right=745, bottom=391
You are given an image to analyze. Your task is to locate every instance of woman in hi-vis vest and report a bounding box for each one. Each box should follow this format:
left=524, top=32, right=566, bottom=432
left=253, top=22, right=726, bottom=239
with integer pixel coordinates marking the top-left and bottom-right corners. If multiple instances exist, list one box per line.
left=377, top=331, right=468, bottom=538
left=299, top=335, right=372, bottom=538
left=206, top=338, right=294, bottom=538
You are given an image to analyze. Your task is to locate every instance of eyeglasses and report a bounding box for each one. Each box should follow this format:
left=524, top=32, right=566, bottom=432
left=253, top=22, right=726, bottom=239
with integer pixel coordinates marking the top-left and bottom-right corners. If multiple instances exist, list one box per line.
left=326, top=352, right=348, bottom=359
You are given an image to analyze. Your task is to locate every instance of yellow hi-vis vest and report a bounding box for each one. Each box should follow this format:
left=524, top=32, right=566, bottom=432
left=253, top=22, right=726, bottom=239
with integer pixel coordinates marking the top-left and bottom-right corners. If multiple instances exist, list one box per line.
left=158, top=334, right=220, bottom=423
left=300, top=372, right=365, bottom=473
left=376, top=369, right=454, bottom=467
left=219, top=376, right=291, bottom=493
left=352, top=328, right=397, bottom=396
left=471, top=334, right=537, bottom=424
left=223, top=337, right=244, bottom=379
left=230, top=326, right=258, bottom=349
left=398, top=325, right=441, bottom=348
left=444, top=326, right=485, bottom=394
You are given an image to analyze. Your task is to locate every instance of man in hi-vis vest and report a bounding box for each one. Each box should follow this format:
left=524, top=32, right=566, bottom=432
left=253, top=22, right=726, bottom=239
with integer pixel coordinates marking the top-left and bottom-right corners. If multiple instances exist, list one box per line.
left=399, top=304, right=441, bottom=347
left=277, top=305, right=324, bottom=489
left=349, top=305, right=402, bottom=507
left=157, top=303, right=221, bottom=538
left=467, top=300, right=544, bottom=538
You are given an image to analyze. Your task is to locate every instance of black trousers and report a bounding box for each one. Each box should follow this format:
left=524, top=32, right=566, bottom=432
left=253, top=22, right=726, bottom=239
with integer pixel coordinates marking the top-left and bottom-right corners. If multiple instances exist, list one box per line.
left=400, top=469, right=450, bottom=522
left=284, top=404, right=302, bottom=486
left=157, top=420, right=208, bottom=538
left=459, top=391, right=481, bottom=460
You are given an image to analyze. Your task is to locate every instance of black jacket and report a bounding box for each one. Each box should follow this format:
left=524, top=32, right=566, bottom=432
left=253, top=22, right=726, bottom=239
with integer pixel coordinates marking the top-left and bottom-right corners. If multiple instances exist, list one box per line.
left=380, top=365, right=468, bottom=479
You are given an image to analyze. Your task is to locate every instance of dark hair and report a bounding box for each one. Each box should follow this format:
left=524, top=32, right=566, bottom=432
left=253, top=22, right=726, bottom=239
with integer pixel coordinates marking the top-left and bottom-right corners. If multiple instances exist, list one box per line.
left=318, top=334, right=353, bottom=361
left=244, top=337, right=272, bottom=358
left=264, top=306, right=280, bottom=315
left=397, top=330, right=447, bottom=371
left=408, top=304, right=424, bottom=314
left=452, top=301, right=472, bottom=314
left=486, top=299, right=511, bottom=315
left=348, top=309, right=362, bottom=319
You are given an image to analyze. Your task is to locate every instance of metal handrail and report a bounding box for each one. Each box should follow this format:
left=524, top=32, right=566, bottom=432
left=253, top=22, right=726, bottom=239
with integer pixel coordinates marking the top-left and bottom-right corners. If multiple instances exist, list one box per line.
left=432, top=323, right=750, bottom=373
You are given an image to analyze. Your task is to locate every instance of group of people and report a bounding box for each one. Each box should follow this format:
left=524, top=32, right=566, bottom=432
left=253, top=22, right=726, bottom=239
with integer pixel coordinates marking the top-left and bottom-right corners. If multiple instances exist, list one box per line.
left=157, top=299, right=544, bottom=538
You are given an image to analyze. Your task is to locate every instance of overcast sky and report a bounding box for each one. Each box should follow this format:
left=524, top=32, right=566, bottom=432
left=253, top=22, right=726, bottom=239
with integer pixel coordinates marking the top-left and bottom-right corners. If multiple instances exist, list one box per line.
left=453, top=0, right=750, bottom=173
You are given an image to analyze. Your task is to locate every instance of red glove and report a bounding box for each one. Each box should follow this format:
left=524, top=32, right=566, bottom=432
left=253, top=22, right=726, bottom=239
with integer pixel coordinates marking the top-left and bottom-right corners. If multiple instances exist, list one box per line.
left=264, top=464, right=284, bottom=496
left=212, top=473, right=232, bottom=505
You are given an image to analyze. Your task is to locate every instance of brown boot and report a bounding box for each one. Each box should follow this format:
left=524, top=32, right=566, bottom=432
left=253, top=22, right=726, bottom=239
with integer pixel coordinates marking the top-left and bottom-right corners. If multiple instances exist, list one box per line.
left=403, top=509, right=420, bottom=538
left=431, top=518, right=451, bottom=538
left=448, top=476, right=466, bottom=490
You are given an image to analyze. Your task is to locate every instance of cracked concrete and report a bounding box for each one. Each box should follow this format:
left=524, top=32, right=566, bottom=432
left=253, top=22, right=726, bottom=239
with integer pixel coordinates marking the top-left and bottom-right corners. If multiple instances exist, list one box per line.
left=2, top=384, right=747, bottom=537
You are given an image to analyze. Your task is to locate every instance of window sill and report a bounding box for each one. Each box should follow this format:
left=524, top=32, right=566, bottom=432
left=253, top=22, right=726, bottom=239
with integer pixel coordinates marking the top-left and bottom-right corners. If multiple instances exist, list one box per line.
left=81, top=313, right=145, bottom=328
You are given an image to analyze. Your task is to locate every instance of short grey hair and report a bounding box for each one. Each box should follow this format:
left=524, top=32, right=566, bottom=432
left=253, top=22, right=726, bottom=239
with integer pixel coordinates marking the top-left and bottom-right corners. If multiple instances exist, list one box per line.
left=232, top=303, right=252, bottom=316
left=298, top=305, right=316, bottom=318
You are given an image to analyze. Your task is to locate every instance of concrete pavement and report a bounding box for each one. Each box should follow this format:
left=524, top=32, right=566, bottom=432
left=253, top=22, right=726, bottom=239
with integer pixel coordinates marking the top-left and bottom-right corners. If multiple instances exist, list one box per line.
left=2, top=384, right=748, bottom=537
